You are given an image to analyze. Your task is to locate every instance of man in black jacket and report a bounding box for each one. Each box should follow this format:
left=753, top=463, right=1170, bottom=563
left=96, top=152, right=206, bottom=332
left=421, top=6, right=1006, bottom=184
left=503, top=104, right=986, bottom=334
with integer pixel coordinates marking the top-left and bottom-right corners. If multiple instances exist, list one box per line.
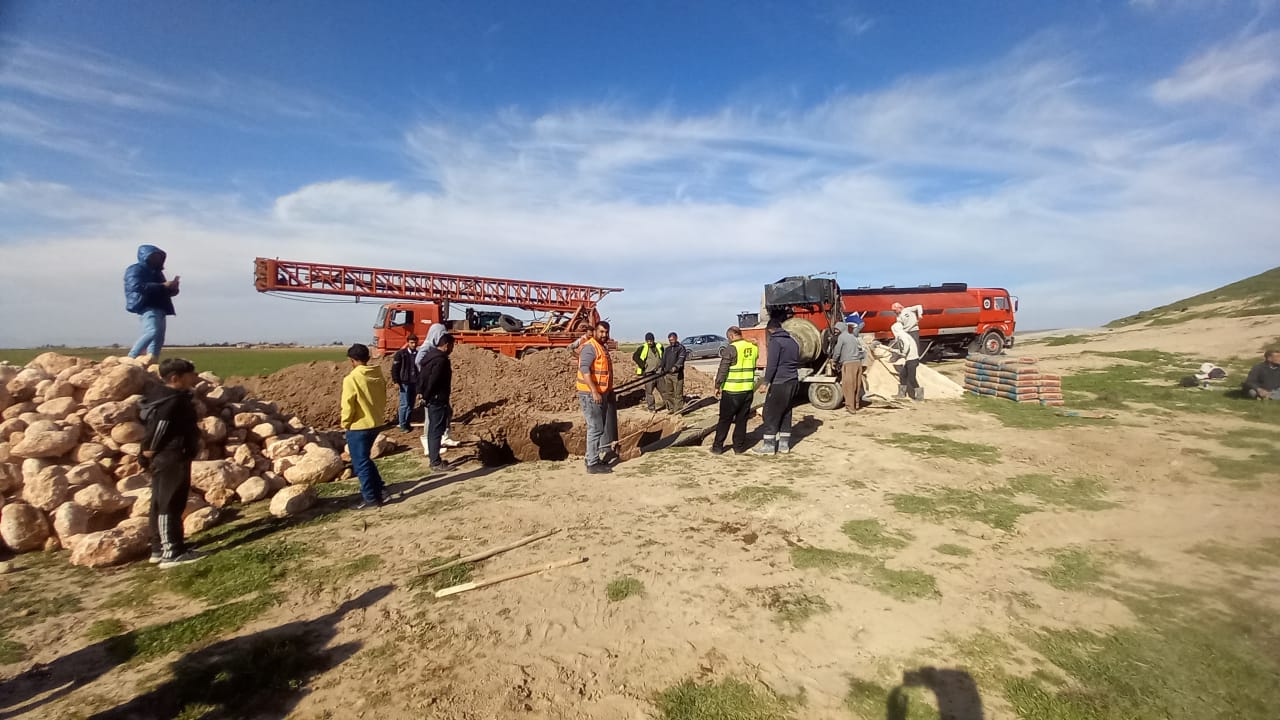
left=752, top=319, right=801, bottom=455
left=418, top=333, right=455, bottom=471
left=1243, top=349, right=1280, bottom=400
left=660, top=332, right=690, bottom=413
left=391, top=335, right=420, bottom=431
left=140, top=358, right=203, bottom=568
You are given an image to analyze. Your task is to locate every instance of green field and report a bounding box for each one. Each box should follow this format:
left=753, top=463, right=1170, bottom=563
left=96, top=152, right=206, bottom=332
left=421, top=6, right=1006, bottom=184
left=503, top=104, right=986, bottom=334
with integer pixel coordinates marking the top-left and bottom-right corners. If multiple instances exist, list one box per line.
left=0, top=347, right=345, bottom=379
left=1108, top=266, right=1280, bottom=328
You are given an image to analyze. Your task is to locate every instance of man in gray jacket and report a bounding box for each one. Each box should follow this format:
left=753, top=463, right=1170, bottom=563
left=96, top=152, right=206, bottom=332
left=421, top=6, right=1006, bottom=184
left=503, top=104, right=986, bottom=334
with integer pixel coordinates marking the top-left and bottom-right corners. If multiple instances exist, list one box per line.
left=833, top=318, right=867, bottom=413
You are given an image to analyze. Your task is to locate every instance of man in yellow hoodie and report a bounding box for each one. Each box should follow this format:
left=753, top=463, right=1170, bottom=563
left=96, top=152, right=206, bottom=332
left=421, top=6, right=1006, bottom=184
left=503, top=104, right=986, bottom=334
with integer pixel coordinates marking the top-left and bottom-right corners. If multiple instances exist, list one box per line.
left=341, top=343, right=388, bottom=508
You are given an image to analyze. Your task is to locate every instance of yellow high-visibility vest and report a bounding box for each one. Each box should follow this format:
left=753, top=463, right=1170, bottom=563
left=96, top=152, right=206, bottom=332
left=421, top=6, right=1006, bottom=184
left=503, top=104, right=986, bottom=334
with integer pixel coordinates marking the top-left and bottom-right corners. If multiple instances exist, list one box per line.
left=636, top=343, right=663, bottom=375
left=722, top=340, right=758, bottom=392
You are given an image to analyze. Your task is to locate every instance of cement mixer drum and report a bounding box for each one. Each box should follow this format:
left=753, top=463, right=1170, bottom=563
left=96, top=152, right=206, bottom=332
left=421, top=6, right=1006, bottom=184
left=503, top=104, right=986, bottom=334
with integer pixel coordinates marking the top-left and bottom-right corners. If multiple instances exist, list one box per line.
left=781, top=317, right=823, bottom=362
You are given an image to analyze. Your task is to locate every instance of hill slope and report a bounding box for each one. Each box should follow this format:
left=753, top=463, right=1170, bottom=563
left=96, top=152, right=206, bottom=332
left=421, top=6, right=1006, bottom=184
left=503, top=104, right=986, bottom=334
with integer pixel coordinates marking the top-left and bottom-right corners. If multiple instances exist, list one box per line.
left=1108, top=266, right=1280, bottom=328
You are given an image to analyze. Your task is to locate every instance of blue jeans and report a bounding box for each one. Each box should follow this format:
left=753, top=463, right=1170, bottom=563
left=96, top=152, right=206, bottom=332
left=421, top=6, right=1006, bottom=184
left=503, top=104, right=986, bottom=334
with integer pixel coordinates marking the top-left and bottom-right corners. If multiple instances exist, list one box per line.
left=345, top=429, right=384, bottom=503
left=579, top=392, right=605, bottom=467
left=129, top=308, right=167, bottom=358
left=398, top=384, right=417, bottom=429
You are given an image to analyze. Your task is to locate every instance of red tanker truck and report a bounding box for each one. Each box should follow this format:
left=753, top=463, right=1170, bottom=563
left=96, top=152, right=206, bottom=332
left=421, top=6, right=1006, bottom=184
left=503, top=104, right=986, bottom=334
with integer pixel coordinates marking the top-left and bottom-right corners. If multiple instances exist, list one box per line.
left=840, top=283, right=1017, bottom=358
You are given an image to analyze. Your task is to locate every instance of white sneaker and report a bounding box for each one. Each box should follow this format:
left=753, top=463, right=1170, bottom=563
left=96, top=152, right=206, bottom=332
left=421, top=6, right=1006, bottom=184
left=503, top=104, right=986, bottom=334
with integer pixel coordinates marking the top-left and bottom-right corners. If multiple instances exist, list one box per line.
left=441, top=436, right=461, bottom=448
left=158, top=550, right=204, bottom=569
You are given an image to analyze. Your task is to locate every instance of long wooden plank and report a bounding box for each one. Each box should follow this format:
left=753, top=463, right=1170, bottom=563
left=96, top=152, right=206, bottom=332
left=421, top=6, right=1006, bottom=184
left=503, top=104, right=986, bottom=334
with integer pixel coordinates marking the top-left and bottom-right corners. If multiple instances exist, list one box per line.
left=434, top=557, right=589, bottom=598
left=420, top=528, right=561, bottom=578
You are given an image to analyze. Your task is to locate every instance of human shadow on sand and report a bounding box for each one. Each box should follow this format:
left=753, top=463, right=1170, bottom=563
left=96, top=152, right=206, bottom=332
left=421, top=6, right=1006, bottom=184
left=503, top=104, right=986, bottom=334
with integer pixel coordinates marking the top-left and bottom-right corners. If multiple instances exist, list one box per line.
left=886, top=666, right=985, bottom=720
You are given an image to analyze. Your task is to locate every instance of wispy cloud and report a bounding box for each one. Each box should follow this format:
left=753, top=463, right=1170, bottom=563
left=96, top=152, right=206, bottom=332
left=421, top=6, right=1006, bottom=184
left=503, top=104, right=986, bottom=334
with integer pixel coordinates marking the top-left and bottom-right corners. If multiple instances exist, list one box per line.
left=1153, top=30, right=1280, bottom=104
left=1, top=34, right=1278, bottom=346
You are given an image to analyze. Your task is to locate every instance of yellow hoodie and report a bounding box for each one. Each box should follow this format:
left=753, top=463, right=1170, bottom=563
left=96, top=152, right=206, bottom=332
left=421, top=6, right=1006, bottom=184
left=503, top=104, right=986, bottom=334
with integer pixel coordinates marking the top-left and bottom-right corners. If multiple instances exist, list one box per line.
left=341, top=364, right=387, bottom=430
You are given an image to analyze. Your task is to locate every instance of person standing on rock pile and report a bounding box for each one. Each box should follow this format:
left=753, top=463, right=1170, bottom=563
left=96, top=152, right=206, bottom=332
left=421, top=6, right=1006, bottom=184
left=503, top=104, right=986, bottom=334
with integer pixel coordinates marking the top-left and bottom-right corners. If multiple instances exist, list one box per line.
left=577, top=321, right=616, bottom=474
left=415, top=321, right=460, bottom=451
left=633, top=332, right=666, bottom=411
left=419, top=333, right=456, bottom=472
left=752, top=319, right=801, bottom=455
left=710, top=326, right=758, bottom=455
left=661, top=332, right=690, bottom=413
left=140, top=357, right=203, bottom=568
left=123, top=244, right=180, bottom=362
left=342, top=343, right=388, bottom=508
left=392, top=335, right=420, bottom=432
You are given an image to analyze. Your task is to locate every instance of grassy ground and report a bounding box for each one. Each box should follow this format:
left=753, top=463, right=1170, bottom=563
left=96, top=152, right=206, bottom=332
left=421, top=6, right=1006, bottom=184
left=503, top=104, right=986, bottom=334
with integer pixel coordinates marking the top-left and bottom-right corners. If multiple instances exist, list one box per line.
left=1107, top=266, right=1280, bottom=327
left=0, top=346, right=345, bottom=378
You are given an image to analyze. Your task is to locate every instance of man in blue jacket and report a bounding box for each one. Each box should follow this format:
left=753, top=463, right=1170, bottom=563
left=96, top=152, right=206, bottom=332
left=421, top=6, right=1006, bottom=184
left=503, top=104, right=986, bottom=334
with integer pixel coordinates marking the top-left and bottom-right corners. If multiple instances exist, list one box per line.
left=124, top=245, right=180, bottom=361
left=752, top=319, right=801, bottom=455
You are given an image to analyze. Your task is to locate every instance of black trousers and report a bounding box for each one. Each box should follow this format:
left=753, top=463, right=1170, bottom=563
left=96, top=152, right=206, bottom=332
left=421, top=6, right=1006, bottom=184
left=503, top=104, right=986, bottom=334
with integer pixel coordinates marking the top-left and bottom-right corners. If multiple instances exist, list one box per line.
left=903, top=360, right=920, bottom=393
left=761, top=381, right=798, bottom=436
left=712, top=391, right=754, bottom=452
left=149, top=450, right=191, bottom=559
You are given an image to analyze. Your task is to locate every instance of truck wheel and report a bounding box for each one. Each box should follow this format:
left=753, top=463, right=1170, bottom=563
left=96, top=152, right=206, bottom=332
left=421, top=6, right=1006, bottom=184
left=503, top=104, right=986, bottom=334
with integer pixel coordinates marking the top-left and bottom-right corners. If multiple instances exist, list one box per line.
left=980, top=331, right=1004, bottom=355
left=807, top=382, right=843, bottom=410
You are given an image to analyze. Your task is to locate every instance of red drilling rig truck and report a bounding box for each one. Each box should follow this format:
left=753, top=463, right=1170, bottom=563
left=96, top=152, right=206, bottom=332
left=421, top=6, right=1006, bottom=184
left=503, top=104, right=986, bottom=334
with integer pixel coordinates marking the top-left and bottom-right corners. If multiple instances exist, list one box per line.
left=254, top=258, right=622, bottom=358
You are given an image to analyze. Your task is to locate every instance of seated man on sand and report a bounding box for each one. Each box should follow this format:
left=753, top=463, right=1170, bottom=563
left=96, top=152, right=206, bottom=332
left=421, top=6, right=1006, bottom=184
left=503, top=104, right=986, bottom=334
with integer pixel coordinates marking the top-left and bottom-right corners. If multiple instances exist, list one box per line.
left=1242, top=349, right=1279, bottom=400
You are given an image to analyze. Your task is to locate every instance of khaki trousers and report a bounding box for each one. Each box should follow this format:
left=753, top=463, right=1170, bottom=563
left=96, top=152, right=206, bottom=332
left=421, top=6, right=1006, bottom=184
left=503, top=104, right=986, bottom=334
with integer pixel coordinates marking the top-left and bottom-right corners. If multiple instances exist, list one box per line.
left=841, top=362, right=865, bottom=412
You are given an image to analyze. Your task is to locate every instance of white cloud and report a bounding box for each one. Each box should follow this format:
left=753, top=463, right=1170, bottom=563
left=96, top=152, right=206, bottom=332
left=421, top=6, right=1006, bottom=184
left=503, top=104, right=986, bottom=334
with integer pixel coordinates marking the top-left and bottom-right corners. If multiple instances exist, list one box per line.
left=1153, top=31, right=1280, bottom=105
left=2, top=36, right=1279, bottom=347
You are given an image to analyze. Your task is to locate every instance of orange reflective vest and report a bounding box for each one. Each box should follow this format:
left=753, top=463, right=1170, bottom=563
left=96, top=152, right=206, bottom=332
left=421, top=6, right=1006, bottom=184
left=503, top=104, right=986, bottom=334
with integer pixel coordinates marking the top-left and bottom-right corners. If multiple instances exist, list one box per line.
left=575, top=338, right=613, bottom=394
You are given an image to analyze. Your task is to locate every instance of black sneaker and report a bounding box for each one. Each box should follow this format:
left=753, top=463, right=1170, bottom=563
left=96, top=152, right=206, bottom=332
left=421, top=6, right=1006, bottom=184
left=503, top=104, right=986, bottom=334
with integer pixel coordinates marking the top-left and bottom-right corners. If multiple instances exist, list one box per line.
left=709, top=446, right=726, bottom=455
left=353, top=500, right=382, bottom=510
left=158, top=550, right=204, bottom=569
left=429, top=461, right=450, bottom=472
left=586, top=463, right=612, bottom=474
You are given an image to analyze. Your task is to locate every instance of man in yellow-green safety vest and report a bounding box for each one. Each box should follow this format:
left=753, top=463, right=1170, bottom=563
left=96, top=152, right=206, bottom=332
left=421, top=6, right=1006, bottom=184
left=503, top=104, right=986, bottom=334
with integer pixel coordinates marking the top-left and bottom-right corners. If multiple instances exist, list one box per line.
left=710, top=326, right=759, bottom=454
left=632, top=332, right=666, bottom=411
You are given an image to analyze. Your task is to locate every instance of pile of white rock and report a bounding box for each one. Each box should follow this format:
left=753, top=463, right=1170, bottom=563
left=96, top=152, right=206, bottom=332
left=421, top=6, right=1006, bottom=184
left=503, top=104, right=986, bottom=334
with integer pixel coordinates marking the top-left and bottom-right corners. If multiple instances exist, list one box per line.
left=0, top=353, right=374, bottom=567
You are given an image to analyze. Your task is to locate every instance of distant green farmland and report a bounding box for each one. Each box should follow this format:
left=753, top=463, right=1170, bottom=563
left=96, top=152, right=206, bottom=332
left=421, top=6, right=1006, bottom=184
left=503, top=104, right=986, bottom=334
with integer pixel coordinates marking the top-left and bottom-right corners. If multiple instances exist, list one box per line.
left=0, top=347, right=344, bottom=379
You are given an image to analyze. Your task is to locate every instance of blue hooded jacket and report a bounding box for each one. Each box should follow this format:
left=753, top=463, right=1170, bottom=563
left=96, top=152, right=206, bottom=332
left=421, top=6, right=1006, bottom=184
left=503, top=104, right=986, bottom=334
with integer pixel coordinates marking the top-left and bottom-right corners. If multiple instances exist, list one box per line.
left=124, top=245, right=177, bottom=315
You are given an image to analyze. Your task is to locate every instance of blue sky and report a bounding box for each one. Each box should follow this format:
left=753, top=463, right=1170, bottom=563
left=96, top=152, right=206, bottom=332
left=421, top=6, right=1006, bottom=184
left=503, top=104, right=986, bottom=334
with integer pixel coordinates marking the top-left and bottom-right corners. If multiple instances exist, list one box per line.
left=2, top=0, right=1278, bottom=345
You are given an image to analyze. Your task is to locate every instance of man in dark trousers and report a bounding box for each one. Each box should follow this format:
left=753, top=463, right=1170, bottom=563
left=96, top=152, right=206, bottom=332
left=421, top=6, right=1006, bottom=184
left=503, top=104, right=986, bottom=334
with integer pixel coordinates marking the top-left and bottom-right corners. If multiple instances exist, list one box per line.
left=632, top=332, right=665, bottom=411
left=1243, top=349, right=1280, bottom=400
left=660, top=332, right=690, bottom=413
left=710, top=326, right=758, bottom=455
left=418, top=333, right=456, bottom=471
left=391, top=335, right=420, bottom=431
left=124, top=245, right=180, bottom=362
left=140, top=358, right=203, bottom=568
left=752, top=319, right=801, bottom=455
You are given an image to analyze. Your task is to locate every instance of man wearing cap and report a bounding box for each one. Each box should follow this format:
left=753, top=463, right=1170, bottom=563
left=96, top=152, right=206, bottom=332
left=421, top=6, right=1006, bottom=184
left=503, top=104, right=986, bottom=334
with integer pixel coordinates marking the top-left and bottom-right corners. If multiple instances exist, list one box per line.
left=892, top=302, right=924, bottom=359
left=833, top=317, right=868, bottom=413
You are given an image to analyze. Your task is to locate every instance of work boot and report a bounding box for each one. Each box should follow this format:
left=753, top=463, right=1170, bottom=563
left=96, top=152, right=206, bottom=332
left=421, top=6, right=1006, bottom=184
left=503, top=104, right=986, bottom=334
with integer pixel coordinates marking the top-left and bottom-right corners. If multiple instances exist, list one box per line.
left=777, top=434, right=791, bottom=454
left=750, top=436, right=777, bottom=455
left=709, top=445, right=726, bottom=455
left=913, top=388, right=925, bottom=401
left=896, top=385, right=908, bottom=399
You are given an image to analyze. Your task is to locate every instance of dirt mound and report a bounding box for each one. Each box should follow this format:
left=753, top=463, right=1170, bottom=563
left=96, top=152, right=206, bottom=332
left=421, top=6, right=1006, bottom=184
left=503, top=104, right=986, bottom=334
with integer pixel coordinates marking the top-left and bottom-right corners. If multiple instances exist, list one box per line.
left=235, top=345, right=718, bottom=432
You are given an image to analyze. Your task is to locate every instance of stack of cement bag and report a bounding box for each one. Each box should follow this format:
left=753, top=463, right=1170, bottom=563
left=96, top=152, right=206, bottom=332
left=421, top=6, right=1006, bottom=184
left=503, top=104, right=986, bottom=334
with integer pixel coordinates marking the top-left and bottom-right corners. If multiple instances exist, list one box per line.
left=963, top=356, right=1064, bottom=406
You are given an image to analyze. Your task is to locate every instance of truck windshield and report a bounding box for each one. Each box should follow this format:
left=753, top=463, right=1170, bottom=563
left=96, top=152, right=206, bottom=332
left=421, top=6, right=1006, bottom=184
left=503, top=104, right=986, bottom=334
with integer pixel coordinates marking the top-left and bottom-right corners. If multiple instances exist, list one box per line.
left=994, top=297, right=1008, bottom=310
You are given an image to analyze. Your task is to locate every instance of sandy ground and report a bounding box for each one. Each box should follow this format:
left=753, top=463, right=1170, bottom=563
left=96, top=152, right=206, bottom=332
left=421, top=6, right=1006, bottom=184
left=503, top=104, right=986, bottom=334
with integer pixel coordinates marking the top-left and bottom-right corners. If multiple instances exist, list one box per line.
left=2, top=314, right=1278, bottom=719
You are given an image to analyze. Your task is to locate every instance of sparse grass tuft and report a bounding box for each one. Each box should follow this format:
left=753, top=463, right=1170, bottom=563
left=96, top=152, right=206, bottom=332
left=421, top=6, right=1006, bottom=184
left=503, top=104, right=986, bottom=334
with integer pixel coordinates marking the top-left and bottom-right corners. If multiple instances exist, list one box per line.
left=1199, top=439, right=1280, bottom=483
left=841, top=519, right=913, bottom=550
left=750, top=586, right=831, bottom=629
left=162, top=541, right=303, bottom=604
left=790, top=547, right=938, bottom=601
left=928, top=422, right=966, bottom=431
left=407, top=556, right=475, bottom=596
left=655, top=677, right=793, bottom=720
left=1189, top=539, right=1280, bottom=570
left=877, top=433, right=1000, bottom=464
left=789, top=547, right=867, bottom=570
left=86, top=618, right=129, bottom=642
left=846, top=678, right=936, bottom=720
left=1039, top=548, right=1107, bottom=592
left=0, top=637, right=26, bottom=664
left=374, top=452, right=431, bottom=484
left=606, top=576, right=645, bottom=602
left=1008, top=474, right=1114, bottom=511
left=721, top=484, right=802, bottom=506
left=107, top=593, right=280, bottom=663
left=891, top=488, right=1035, bottom=532
left=934, top=543, right=974, bottom=557
left=313, top=480, right=361, bottom=499
left=965, top=395, right=1108, bottom=429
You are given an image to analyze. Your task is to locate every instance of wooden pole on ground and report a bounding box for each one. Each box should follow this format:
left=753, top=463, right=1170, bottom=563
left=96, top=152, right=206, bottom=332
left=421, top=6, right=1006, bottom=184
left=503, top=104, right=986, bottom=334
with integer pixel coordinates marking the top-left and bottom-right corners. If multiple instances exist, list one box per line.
left=434, top=556, right=589, bottom=598
left=420, top=528, right=561, bottom=578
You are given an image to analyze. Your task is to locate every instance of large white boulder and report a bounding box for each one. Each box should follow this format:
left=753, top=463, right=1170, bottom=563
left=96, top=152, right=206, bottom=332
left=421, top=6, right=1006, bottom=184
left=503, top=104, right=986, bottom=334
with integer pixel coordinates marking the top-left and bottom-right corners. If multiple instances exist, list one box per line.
left=183, top=506, right=219, bottom=536
left=52, top=501, right=92, bottom=539
left=69, top=517, right=150, bottom=567
left=83, top=364, right=148, bottom=406
left=74, top=483, right=132, bottom=514
left=9, top=420, right=79, bottom=459
left=282, top=447, right=344, bottom=486
left=22, top=465, right=69, bottom=512
left=1, top=502, right=51, bottom=553
left=235, top=476, right=270, bottom=503
left=109, top=421, right=146, bottom=445
left=269, top=485, right=316, bottom=517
